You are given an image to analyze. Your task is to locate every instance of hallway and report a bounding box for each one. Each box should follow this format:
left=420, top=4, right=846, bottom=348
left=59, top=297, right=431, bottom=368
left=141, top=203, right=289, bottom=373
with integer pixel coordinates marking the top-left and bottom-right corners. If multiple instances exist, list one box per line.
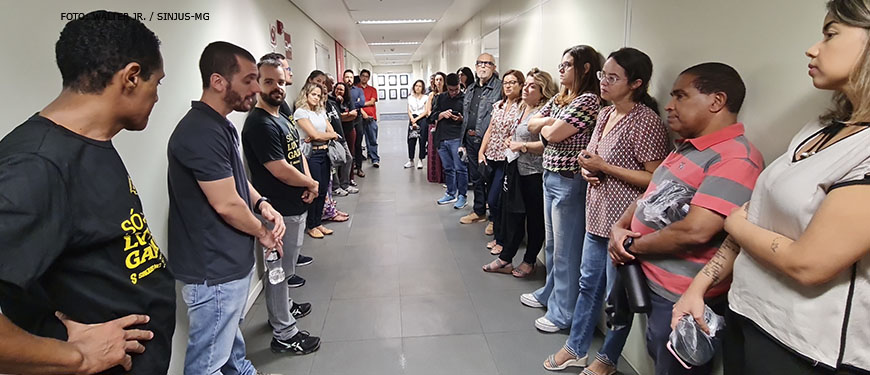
left=240, top=118, right=638, bottom=375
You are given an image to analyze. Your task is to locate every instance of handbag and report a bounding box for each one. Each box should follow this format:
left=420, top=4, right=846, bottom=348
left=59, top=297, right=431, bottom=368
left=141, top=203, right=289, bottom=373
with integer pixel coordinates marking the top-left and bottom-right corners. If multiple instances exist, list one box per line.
left=327, top=139, right=347, bottom=166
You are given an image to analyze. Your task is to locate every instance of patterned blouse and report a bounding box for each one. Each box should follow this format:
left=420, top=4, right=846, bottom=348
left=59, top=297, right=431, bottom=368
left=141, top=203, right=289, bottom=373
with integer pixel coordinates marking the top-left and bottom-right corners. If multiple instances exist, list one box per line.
left=585, top=104, right=671, bottom=237
left=539, top=93, right=601, bottom=172
left=484, top=100, right=522, bottom=161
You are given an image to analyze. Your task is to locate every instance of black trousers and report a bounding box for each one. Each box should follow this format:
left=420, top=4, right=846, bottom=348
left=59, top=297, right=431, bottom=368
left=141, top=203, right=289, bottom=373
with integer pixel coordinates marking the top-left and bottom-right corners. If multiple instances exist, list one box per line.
left=353, top=119, right=365, bottom=169
left=724, top=310, right=862, bottom=375
left=464, top=136, right=487, bottom=216
left=498, top=173, right=544, bottom=264
left=407, top=118, right=428, bottom=160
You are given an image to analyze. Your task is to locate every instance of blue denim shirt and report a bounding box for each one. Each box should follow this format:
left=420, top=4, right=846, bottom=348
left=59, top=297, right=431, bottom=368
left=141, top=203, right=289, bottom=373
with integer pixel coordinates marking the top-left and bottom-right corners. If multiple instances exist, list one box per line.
left=349, top=86, right=366, bottom=110
left=461, top=75, right=503, bottom=147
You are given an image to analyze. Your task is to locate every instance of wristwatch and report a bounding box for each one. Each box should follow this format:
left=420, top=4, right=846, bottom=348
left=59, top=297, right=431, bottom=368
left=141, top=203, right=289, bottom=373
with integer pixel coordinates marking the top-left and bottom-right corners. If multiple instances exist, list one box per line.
left=623, top=237, right=634, bottom=253
left=255, top=196, right=270, bottom=214
left=521, top=142, right=528, bottom=153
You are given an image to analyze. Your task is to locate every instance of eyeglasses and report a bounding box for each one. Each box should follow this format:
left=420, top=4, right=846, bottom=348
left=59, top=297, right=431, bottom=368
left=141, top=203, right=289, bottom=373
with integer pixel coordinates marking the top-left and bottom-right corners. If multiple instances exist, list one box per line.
left=476, top=60, right=495, bottom=67
left=596, top=71, right=621, bottom=85
left=503, top=80, right=519, bottom=86
left=558, top=62, right=573, bottom=71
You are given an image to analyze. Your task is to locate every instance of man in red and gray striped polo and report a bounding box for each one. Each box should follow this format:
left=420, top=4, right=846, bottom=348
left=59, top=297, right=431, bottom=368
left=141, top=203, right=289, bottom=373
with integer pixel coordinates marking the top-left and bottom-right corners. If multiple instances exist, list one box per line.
left=608, top=62, right=764, bottom=375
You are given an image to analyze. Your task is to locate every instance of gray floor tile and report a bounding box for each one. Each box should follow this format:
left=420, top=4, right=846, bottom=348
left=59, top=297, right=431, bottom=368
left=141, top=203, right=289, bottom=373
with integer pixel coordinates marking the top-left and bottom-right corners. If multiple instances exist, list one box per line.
left=242, top=298, right=330, bottom=338
left=401, top=294, right=482, bottom=337
left=403, top=334, right=499, bottom=375
left=320, top=297, right=401, bottom=342
left=469, top=289, right=546, bottom=333
left=399, top=264, right=467, bottom=296
left=309, top=338, right=404, bottom=375
left=485, top=330, right=571, bottom=375
left=331, top=265, right=399, bottom=299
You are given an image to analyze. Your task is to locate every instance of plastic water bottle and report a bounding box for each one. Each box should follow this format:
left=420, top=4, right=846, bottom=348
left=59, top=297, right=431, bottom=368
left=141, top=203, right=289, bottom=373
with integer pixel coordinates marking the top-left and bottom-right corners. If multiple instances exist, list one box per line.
left=265, top=248, right=285, bottom=285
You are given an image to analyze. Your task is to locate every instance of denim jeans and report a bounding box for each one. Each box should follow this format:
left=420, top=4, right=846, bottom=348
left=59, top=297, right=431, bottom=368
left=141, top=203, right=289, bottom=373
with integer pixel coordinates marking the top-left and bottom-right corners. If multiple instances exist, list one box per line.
left=182, top=270, right=255, bottom=375
left=306, top=149, right=331, bottom=230
left=364, top=118, right=380, bottom=163
left=438, top=138, right=468, bottom=197
left=264, top=213, right=306, bottom=340
left=564, top=233, right=610, bottom=358
left=464, top=137, right=487, bottom=216
left=532, top=170, right=587, bottom=328
left=485, top=160, right=505, bottom=245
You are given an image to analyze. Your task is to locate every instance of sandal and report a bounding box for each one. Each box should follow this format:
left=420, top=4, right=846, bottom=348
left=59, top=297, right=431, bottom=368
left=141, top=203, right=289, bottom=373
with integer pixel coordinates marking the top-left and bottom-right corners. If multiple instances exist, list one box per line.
left=581, top=355, right=617, bottom=375
left=512, top=263, right=536, bottom=278
left=489, top=244, right=503, bottom=255
left=486, top=240, right=496, bottom=249
left=307, top=228, right=324, bottom=239
left=316, top=225, right=334, bottom=235
left=357, top=170, right=366, bottom=178
left=326, top=214, right=349, bottom=222
left=542, top=351, right=586, bottom=371
left=482, top=259, right=513, bottom=274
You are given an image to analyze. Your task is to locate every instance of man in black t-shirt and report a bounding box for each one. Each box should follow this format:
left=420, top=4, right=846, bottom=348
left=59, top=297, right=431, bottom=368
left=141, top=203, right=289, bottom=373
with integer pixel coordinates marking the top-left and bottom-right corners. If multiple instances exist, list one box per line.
left=431, top=73, right=468, bottom=209
left=0, top=11, right=174, bottom=374
left=241, top=58, right=321, bottom=355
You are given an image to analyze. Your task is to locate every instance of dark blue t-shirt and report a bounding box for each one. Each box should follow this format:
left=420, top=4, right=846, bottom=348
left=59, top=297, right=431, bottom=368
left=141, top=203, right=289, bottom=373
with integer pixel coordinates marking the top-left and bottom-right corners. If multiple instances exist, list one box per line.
left=167, top=101, right=254, bottom=285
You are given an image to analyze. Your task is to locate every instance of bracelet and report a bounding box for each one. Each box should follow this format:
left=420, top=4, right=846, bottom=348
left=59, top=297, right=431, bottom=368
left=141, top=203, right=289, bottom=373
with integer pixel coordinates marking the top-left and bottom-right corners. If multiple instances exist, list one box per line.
left=254, top=196, right=270, bottom=214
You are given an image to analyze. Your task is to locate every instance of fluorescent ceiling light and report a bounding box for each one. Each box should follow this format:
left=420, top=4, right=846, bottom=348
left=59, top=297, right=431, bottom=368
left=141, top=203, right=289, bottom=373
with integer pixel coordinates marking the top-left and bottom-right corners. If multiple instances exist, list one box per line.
left=375, top=53, right=412, bottom=56
left=368, top=41, right=422, bottom=46
left=357, top=19, right=435, bottom=24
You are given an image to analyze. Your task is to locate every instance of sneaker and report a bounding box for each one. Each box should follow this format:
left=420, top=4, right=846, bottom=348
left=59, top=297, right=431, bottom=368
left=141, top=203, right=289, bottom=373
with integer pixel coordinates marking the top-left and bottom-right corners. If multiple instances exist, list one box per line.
left=372, top=162, right=380, bottom=168
left=296, top=254, right=313, bottom=267
left=270, top=330, right=320, bottom=354
left=345, top=186, right=359, bottom=194
left=436, top=194, right=457, bottom=205
left=416, top=159, right=424, bottom=169
left=460, top=212, right=487, bottom=224
left=453, top=195, right=468, bottom=209
left=404, top=161, right=413, bottom=168
left=290, top=301, right=312, bottom=319
left=520, top=293, right=544, bottom=308
left=333, top=188, right=348, bottom=196
left=441, top=183, right=447, bottom=188
left=535, top=316, right=563, bottom=333
left=287, top=274, right=306, bottom=288
left=350, top=179, right=358, bottom=186
left=484, top=222, right=494, bottom=235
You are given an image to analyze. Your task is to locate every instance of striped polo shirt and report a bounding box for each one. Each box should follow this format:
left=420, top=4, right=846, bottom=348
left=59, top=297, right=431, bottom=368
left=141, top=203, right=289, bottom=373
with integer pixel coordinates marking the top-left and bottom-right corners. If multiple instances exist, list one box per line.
left=632, top=123, right=764, bottom=302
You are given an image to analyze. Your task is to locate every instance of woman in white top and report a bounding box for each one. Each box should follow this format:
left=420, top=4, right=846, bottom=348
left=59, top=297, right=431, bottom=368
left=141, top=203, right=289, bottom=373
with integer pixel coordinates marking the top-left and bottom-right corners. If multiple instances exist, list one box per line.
left=673, top=1, right=870, bottom=373
left=405, top=79, right=429, bottom=169
left=293, top=83, right=339, bottom=239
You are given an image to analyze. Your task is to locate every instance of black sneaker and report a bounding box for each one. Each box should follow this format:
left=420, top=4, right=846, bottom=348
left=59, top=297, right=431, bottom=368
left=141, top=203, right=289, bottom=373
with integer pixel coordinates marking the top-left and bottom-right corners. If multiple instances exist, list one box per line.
left=270, top=330, right=320, bottom=354
left=287, top=274, right=306, bottom=288
left=290, top=301, right=312, bottom=319
left=372, top=162, right=380, bottom=168
left=296, top=254, right=313, bottom=267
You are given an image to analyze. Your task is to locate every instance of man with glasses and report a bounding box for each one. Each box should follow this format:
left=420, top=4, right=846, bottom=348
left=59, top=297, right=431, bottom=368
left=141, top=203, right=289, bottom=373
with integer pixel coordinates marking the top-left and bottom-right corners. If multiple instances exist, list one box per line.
left=459, top=53, right=503, bottom=228
left=359, top=69, right=380, bottom=168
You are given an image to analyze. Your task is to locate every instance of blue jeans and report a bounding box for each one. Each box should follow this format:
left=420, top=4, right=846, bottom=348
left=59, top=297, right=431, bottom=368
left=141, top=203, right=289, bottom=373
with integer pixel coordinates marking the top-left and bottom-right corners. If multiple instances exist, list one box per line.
left=564, top=233, right=610, bottom=358
left=532, top=170, right=587, bottom=328
left=364, top=118, right=380, bottom=163
left=306, top=149, right=331, bottom=230
left=182, top=270, right=256, bottom=375
left=437, top=138, right=468, bottom=197
left=486, top=160, right=505, bottom=245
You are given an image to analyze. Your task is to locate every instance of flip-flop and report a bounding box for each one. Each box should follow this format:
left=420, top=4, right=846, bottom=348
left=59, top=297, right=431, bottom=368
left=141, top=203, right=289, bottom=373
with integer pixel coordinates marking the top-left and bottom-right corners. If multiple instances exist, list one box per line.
left=489, top=245, right=503, bottom=255
left=542, top=353, right=587, bottom=371
left=512, top=263, right=536, bottom=278
left=316, top=226, right=334, bottom=235
left=482, top=259, right=513, bottom=274
left=486, top=240, right=496, bottom=249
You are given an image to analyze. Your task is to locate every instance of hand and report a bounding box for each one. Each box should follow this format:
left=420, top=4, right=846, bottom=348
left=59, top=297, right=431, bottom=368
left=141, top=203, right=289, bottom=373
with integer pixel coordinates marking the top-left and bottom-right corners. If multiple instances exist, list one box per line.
left=671, top=290, right=710, bottom=334
left=412, top=123, right=419, bottom=130
left=724, top=202, right=749, bottom=233
left=478, top=150, right=486, bottom=165
left=304, top=137, right=312, bottom=143
left=453, top=113, right=463, bottom=122
left=348, top=111, right=357, bottom=119
left=438, top=111, right=452, bottom=120
left=508, top=141, right=523, bottom=153
left=578, top=150, right=608, bottom=174
left=361, top=111, right=370, bottom=119
left=581, top=168, right=601, bottom=185
left=301, top=190, right=315, bottom=204
left=608, top=225, right=641, bottom=265
left=306, top=179, right=320, bottom=198
left=59, top=312, right=153, bottom=374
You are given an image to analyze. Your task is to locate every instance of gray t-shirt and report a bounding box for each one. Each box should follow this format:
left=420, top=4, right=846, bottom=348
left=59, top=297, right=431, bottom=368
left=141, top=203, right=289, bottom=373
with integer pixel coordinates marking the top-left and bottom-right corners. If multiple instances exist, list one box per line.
left=514, top=108, right=544, bottom=175
left=167, top=101, right=254, bottom=286
left=293, top=107, right=329, bottom=141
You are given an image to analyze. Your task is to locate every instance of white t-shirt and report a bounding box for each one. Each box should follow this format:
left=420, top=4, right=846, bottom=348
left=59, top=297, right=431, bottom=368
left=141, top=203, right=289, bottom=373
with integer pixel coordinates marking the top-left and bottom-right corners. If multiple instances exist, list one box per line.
left=293, top=107, right=329, bottom=141
left=408, top=94, right=427, bottom=116
left=729, top=120, right=870, bottom=370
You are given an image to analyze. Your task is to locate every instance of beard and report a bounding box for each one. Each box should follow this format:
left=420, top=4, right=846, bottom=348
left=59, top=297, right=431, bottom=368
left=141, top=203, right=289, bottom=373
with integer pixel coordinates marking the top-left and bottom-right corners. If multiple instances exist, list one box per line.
left=259, top=88, right=285, bottom=107
left=223, top=81, right=256, bottom=112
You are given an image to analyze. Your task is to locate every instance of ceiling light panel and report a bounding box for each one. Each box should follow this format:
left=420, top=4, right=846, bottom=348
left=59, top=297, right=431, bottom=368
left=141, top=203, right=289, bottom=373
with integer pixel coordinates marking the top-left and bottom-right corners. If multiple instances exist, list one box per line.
left=357, top=19, right=435, bottom=24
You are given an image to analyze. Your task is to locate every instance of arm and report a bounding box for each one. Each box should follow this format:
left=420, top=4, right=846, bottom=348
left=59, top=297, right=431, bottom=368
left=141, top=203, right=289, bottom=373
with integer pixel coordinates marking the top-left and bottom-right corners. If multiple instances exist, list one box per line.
left=0, top=312, right=151, bottom=375
left=478, top=117, right=496, bottom=163
left=264, top=160, right=317, bottom=189
left=630, top=205, right=726, bottom=256
left=198, top=177, right=279, bottom=250
left=509, top=140, right=544, bottom=155
left=527, top=113, right=554, bottom=134
left=726, top=185, right=870, bottom=286
left=671, top=235, right=741, bottom=332
left=608, top=201, right=642, bottom=264
left=540, top=118, right=579, bottom=143
left=579, top=151, right=662, bottom=188
left=299, top=154, right=318, bottom=203
left=339, top=107, right=357, bottom=122
left=296, top=118, right=338, bottom=142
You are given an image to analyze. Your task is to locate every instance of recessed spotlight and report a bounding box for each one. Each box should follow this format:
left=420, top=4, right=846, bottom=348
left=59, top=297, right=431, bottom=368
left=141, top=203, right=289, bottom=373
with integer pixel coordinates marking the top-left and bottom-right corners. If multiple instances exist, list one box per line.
left=375, top=53, right=412, bottom=56
left=368, top=41, right=422, bottom=46
left=357, top=19, right=436, bottom=25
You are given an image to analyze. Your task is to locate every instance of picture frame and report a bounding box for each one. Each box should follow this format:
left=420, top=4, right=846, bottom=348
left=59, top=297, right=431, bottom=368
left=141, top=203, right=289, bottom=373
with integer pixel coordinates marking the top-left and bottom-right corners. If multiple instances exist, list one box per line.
left=400, top=74, right=409, bottom=86
left=378, top=89, right=386, bottom=100
left=388, top=75, right=398, bottom=86
left=400, top=88, right=409, bottom=99
left=389, top=89, right=398, bottom=100
left=377, top=75, right=385, bottom=86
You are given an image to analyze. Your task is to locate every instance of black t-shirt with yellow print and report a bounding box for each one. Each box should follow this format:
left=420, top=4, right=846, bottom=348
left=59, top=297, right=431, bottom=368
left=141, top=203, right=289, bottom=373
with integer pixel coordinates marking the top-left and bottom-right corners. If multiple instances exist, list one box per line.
left=0, top=115, right=175, bottom=375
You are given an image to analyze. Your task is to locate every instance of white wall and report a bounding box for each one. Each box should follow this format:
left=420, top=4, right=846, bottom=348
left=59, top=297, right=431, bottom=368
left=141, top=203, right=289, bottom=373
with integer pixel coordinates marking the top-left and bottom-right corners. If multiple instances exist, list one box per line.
left=0, top=1, right=343, bottom=372
left=416, top=0, right=832, bottom=373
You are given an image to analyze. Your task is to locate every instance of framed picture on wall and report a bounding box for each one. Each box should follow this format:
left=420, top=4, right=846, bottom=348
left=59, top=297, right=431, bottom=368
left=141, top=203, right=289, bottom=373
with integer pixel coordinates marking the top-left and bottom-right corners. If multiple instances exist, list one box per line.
left=400, top=75, right=409, bottom=85
left=378, top=89, right=386, bottom=100
left=388, top=75, right=398, bottom=86
left=377, top=75, right=385, bottom=86
left=389, top=89, right=398, bottom=99
left=400, top=88, right=409, bottom=99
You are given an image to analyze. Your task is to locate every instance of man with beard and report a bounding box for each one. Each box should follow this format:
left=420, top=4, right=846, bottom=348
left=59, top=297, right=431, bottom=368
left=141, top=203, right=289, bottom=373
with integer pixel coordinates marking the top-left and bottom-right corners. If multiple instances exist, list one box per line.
left=167, top=41, right=286, bottom=374
left=241, top=58, right=321, bottom=355
left=343, top=69, right=366, bottom=177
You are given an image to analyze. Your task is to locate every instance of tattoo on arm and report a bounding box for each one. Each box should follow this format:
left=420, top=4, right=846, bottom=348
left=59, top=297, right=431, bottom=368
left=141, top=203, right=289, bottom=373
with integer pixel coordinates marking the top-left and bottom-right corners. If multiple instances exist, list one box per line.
left=771, top=237, right=782, bottom=253
left=701, top=236, right=740, bottom=285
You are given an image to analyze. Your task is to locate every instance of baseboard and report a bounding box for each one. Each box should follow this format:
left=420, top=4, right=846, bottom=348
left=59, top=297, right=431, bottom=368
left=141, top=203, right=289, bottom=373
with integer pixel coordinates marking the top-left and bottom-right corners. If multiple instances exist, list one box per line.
left=245, top=277, right=263, bottom=316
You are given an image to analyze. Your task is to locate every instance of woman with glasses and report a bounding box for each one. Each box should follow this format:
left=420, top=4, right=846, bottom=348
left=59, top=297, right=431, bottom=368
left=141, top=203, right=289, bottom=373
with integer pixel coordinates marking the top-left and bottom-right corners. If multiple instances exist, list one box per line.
left=520, top=45, right=603, bottom=333
left=542, top=47, right=671, bottom=373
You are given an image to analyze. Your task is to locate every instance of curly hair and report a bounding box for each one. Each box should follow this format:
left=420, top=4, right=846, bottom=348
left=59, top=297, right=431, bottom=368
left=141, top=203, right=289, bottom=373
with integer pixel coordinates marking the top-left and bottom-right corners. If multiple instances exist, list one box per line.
left=56, top=10, right=161, bottom=93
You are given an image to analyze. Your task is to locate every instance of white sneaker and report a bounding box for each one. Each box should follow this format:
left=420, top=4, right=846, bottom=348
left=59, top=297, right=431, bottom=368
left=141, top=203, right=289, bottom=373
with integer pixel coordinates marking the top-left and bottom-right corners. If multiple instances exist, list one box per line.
left=416, top=159, right=424, bottom=169
left=333, top=188, right=348, bottom=196
left=345, top=186, right=359, bottom=194
left=520, top=293, right=544, bottom=308
left=535, top=316, right=562, bottom=333
left=403, top=161, right=413, bottom=168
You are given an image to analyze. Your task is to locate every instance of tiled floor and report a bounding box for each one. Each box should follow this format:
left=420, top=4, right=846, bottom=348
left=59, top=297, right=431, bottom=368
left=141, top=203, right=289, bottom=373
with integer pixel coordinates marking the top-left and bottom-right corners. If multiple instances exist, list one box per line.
left=242, top=118, right=639, bottom=375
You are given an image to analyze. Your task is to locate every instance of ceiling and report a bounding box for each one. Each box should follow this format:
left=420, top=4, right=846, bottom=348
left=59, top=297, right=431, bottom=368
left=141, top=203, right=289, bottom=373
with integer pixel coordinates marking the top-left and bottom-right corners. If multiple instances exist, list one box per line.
left=290, top=0, right=492, bottom=66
